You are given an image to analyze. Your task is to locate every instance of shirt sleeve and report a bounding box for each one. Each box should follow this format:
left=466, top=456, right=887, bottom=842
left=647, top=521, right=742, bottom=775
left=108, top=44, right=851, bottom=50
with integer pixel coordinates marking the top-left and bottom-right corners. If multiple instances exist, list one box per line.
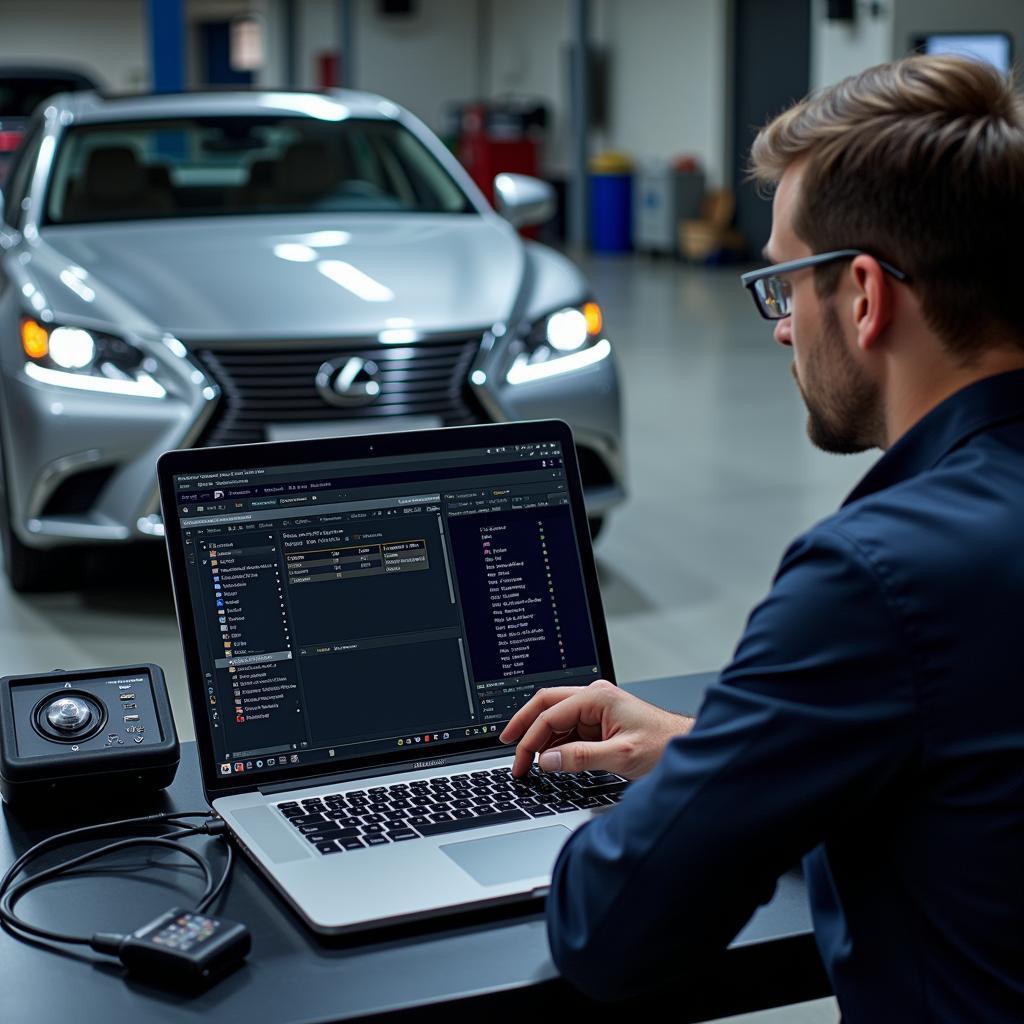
left=545, top=525, right=919, bottom=1001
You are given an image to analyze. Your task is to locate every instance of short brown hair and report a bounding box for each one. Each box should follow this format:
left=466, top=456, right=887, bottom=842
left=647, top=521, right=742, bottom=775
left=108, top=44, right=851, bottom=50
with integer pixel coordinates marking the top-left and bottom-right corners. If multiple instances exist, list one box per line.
left=750, top=55, right=1024, bottom=358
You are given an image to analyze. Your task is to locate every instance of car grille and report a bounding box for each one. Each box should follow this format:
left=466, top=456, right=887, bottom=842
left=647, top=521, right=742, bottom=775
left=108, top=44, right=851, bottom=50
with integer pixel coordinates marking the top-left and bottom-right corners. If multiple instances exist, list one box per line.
left=189, top=335, right=484, bottom=447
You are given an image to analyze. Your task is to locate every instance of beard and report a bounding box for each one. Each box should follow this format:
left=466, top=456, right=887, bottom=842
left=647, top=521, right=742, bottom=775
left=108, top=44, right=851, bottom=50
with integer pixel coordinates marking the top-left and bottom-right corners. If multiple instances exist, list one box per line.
left=792, top=303, right=883, bottom=454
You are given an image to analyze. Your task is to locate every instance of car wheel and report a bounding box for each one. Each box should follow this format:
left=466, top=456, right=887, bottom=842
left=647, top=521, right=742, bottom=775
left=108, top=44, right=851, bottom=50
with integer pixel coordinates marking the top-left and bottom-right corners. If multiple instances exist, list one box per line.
left=0, top=432, right=82, bottom=592
left=588, top=517, right=605, bottom=543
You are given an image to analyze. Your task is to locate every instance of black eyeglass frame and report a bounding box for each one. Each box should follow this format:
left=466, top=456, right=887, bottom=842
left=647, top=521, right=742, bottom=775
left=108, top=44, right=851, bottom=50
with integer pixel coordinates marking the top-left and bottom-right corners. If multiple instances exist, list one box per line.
left=740, top=249, right=911, bottom=320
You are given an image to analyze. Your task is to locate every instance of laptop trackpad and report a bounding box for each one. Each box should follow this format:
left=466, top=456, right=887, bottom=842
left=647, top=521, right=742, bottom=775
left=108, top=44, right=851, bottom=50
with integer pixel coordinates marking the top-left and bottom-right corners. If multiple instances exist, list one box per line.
left=440, top=825, right=571, bottom=886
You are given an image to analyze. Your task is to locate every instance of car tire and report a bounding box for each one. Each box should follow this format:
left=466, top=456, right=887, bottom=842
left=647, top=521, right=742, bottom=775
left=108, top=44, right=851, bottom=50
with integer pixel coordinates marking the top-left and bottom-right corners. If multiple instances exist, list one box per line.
left=0, top=431, right=82, bottom=592
left=588, top=517, right=605, bottom=543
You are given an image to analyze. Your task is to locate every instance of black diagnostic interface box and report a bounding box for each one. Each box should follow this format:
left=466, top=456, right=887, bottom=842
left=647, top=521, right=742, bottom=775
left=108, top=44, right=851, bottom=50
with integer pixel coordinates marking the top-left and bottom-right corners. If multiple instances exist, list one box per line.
left=118, top=908, right=251, bottom=987
left=0, top=663, right=180, bottom=808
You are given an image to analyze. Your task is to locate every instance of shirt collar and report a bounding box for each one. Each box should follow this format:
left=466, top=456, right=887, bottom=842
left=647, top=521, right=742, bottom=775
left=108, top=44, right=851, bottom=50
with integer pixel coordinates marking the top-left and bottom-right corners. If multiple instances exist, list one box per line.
left=842, top=368, right=1024, bottom=507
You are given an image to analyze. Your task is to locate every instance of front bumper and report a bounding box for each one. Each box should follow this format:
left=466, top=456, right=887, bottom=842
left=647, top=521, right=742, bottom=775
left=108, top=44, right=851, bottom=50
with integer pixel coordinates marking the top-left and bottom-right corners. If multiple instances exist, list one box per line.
left=470, top=332, right=624, bottom=517
left=0, top=351, right=217, bottom=549
left=2, top=332, right=624, bottom=550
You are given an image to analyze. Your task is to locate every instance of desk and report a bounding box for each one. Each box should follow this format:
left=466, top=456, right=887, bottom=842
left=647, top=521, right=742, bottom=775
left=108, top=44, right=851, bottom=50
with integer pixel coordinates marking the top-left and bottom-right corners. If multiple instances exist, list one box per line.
left=0, top=674, right=830, bottom=1023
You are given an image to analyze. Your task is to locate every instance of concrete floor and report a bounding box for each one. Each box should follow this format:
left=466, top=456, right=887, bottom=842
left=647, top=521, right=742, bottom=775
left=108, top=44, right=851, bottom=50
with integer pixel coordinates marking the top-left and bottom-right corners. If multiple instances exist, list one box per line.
left=0, top=254, right=867, bottom=1022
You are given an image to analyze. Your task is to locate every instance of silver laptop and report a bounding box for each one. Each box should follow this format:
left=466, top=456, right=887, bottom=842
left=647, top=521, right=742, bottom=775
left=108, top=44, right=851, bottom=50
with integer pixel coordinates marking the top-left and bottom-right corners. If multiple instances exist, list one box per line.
left=158, top=420, right=620, bottom=934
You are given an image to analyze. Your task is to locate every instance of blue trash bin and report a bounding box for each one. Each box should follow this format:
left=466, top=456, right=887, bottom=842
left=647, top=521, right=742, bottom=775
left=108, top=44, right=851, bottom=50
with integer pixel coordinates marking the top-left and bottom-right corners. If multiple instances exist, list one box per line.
left=590, top=171, right=633, bottom=252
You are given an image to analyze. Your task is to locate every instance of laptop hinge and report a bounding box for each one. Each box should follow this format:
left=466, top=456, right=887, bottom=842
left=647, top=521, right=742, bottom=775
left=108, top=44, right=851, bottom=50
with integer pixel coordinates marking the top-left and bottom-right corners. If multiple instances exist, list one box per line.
left=256, top=747, right=509, bottom=796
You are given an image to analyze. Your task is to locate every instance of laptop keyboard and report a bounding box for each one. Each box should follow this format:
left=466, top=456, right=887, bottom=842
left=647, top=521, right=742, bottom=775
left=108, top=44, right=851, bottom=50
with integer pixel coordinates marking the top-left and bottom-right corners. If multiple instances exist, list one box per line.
left=275, top=764, right=629, bottom=854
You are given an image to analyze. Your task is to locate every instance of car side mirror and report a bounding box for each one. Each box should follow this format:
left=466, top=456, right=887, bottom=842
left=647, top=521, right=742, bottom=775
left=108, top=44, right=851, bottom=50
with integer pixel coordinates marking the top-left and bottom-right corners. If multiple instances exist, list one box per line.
left=493, top=173, right=556, bottom=229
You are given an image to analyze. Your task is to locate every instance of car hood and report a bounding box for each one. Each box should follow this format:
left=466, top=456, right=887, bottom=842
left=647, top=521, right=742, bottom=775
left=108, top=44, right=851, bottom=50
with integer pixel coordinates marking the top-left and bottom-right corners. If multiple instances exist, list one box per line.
left=33, top=214, right=524, bottom=340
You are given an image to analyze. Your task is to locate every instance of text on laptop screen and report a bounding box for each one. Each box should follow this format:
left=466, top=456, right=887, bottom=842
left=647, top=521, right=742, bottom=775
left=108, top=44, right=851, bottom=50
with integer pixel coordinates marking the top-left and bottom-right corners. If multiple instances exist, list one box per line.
left=171, top=442, right=602, bottom=781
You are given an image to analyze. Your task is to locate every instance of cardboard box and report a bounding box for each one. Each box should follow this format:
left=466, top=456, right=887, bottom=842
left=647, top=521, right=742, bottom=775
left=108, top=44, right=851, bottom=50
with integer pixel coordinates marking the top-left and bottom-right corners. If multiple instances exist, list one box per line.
left=678, top=188, right=745, bottom=262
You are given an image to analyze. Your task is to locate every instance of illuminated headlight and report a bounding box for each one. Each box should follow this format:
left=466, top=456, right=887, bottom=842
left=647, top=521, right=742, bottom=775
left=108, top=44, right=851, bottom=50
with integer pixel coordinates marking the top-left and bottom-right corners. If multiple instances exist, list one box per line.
left=49, top=327, right=95, bottom=369
left=546, top=308, right=589, bottom=351
left=506, top=301, right=610, bottom=385
left=20, top=318, right=166, bottom=398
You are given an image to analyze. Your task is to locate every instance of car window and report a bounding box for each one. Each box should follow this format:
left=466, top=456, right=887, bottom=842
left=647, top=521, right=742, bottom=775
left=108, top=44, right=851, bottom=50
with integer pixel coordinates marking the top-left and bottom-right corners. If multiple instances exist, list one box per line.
left=3, top=119, right=44, bottom=228
left=44, top=115, right=473, bottom=225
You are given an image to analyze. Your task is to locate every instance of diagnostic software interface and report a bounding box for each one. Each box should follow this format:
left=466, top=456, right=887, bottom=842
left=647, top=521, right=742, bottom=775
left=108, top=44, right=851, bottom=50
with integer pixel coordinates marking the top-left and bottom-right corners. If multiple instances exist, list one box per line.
left=172, top=441, right=602, bottom=780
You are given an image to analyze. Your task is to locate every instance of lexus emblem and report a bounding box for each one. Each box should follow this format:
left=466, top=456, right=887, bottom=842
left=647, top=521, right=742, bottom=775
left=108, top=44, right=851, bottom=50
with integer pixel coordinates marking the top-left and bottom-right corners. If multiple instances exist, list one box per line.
left=315, top=356, right=382, bottom=408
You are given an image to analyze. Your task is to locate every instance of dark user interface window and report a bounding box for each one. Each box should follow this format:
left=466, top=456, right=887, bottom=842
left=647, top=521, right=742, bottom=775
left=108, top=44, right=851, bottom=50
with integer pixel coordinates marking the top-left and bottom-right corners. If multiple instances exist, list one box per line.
left=173, top=443, right=602, bottom=779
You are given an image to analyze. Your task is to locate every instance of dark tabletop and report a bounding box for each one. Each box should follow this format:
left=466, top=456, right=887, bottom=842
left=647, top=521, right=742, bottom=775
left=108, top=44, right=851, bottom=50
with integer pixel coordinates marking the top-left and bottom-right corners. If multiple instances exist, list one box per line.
left=0, top=673, right=830, bottom=1023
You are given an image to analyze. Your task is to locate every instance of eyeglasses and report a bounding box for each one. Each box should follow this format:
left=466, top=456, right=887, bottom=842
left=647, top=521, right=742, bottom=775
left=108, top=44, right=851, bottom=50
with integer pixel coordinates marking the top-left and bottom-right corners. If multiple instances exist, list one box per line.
left=740, top=249, right=910, bottom=320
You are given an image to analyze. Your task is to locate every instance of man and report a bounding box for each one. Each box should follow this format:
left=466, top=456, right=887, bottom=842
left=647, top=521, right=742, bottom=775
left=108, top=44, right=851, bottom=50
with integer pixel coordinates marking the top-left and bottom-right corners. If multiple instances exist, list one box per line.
left=500, top=55, right=1024, bottom=1021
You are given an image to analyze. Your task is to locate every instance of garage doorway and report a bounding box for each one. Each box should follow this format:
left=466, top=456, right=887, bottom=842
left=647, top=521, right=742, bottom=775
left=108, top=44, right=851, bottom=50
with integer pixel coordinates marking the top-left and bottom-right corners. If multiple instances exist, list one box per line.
left=731, top=0, right=810, bottom=257
left=199, top=20, right=254, bottom=88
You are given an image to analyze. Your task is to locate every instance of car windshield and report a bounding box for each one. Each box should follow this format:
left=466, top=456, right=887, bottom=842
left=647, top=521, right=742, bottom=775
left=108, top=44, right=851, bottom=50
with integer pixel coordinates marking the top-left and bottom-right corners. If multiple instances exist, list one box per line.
left=44, top=114, right=473, bottom=224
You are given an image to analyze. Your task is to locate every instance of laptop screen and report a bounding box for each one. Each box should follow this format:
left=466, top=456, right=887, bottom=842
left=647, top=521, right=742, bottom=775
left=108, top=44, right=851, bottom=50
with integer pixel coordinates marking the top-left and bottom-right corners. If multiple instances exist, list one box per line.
left=166, top=431, right=607, bottom=786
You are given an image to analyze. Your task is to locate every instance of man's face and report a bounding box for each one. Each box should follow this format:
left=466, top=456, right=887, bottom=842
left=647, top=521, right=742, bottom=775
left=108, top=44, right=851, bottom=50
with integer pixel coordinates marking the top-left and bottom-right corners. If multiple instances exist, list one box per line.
left=766, top=165, right=882, bottom=454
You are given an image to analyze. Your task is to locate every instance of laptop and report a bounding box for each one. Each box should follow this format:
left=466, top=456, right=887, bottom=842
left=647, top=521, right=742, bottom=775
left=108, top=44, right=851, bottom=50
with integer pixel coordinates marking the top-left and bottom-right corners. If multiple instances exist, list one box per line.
left=157, top=419, right=621, bottom=934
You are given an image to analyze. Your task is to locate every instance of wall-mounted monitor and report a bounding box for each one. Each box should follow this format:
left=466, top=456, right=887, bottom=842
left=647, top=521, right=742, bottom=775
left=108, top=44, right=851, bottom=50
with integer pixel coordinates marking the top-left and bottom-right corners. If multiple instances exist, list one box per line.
left=913, top=32, right=1013, bottom=75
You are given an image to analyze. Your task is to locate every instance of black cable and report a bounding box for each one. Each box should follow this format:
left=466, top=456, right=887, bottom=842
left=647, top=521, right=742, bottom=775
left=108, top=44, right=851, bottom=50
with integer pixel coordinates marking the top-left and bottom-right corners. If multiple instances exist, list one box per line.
left=1, top=833, right=211, bottom=945
left=1, top=811, right=209, bottom=898
left=0, top=811, right=232, bottom=953
left=198, top=833, right=234, bottom=913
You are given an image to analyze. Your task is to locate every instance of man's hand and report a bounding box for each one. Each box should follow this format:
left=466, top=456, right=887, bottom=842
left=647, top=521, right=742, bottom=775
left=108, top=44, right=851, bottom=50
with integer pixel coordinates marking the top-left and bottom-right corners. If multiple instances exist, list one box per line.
left=499, top=679, right=695, bottom=779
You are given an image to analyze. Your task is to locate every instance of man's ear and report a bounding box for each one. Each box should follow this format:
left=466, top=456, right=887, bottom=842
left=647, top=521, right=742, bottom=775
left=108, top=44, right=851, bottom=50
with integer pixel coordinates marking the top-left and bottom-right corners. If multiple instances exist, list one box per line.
left=849, top=254, right=893, bottom=352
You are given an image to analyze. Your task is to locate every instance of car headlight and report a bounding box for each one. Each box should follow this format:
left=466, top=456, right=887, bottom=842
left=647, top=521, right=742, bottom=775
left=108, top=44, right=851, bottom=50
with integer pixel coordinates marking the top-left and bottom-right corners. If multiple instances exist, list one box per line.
left=20, top=317, right=167, bottom=398
left=506, top=301, right=612, bottom=385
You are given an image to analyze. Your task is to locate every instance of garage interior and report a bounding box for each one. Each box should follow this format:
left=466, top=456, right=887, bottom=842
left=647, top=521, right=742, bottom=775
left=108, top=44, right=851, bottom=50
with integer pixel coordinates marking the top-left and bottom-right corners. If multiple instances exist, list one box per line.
left=2, top=2, right=1022, bottom=1021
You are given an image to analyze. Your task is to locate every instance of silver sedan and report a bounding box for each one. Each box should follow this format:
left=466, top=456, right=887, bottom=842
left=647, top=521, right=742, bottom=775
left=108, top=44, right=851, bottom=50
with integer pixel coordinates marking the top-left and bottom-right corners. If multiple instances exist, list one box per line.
left=0, top=89, right=623, bottom=590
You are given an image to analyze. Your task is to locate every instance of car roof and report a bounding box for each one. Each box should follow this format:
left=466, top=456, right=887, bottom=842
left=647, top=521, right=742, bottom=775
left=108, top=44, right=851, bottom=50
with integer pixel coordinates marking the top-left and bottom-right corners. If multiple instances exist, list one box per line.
left=0, top=65, right=98, bottom=86
left=55, top=89, right=399, bottom=125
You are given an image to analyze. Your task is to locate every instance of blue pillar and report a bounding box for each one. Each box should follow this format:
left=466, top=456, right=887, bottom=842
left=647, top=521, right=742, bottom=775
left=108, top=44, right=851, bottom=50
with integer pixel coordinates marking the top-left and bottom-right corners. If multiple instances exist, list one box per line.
left=148, top=0, right=185, bottom=93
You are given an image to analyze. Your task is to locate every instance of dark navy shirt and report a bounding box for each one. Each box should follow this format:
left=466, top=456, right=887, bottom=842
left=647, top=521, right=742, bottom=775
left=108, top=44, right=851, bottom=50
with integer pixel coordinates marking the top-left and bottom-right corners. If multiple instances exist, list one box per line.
left=547, top=370, right=1024, bottom=1022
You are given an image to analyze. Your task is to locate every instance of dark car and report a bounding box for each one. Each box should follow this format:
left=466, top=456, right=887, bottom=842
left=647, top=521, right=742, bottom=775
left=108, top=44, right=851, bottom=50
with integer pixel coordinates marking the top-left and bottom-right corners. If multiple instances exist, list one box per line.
left=0, top=66, right=98, bottom=181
